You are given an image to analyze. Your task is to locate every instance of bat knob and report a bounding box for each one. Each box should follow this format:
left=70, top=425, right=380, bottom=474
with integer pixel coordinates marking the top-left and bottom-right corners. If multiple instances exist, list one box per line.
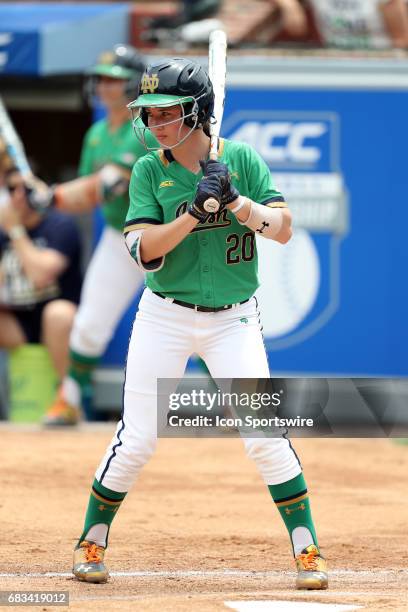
left=203, top=197, right=220, bottom=213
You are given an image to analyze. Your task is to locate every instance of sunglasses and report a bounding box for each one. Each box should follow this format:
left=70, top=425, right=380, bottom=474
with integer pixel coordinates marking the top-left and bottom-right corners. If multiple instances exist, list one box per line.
left=7, top=184, right=24, bottom=193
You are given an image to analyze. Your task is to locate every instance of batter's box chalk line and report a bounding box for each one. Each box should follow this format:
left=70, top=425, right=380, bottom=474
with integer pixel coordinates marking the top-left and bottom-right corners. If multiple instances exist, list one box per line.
left=0, top=569, right=406, bottom=580
left=225, top=603, right=361, bottom=612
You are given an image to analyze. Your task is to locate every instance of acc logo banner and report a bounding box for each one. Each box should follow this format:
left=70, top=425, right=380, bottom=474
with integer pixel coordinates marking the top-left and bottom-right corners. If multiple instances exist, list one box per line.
left=223, top=111, right=349, bottom=349
left=227, top=118, right=331, bottom=171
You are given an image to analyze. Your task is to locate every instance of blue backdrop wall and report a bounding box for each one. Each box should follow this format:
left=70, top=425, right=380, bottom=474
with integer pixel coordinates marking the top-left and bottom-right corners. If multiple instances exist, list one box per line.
left=99, top=81, right=408, bottom=376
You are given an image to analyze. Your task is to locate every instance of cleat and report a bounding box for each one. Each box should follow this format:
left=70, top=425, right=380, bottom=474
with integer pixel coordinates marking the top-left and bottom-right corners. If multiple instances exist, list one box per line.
left=73, top=540, right=109, bottom=583
left=43, top=390, right=80, bottom=426
left=295, top=544, right=328, bottom=590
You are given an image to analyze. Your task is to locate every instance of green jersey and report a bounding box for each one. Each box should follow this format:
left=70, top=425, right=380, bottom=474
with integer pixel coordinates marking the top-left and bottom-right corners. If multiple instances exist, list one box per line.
left=79, top=117, right=156, bottom=231
left=125, top=139, right=286, bottom=308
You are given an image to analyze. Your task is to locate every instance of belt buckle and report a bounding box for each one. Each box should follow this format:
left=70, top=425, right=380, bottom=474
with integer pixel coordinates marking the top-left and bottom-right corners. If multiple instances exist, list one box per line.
left=194, top=304, right=199, bottom=312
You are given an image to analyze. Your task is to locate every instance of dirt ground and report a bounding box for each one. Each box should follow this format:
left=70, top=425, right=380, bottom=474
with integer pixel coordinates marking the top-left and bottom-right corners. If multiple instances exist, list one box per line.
left=0, top=425, right=407, bottom=611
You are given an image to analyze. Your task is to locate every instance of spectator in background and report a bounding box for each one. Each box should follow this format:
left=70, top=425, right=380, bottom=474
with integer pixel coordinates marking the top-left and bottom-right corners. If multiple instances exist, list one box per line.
left=309, top=0, right=408, bottom=49
left=149, top=0, right=222, bottom=30
left=275, top=0, right=408, bottom=49
left=272, top=0, right=309, bottom=39
left=0, top=169, right=82, bottom=407
left=146, top=0, right=223, bottom=47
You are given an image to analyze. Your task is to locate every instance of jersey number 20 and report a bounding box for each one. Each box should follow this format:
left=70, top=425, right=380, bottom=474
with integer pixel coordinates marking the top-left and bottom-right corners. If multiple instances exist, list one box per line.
left=226, top=232, right=255, bottom=264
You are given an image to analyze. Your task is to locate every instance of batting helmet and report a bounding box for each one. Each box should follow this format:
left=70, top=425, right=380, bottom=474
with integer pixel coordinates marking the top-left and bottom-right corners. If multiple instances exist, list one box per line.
left=128, top=58, right=214, bottom=129
left=87, top=44, right=146, bottom=100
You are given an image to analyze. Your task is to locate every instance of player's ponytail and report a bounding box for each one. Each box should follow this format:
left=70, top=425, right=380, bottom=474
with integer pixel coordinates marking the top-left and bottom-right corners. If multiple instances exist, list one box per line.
left=202, top=120, right=211, bottom=136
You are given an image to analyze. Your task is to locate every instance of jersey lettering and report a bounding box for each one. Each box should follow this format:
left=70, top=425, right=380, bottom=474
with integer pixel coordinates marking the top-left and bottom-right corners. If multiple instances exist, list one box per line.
left=175, top=201, right=231, bottom=232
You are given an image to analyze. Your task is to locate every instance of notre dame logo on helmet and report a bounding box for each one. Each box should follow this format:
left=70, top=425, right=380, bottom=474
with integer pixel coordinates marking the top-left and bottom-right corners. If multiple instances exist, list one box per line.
left=98, top=51, right=115, bottom=66
left=141, top=74, right=159, bottom=94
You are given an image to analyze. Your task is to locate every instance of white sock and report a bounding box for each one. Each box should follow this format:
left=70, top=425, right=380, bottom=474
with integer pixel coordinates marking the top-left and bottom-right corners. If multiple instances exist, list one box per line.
left=62, top=377, right=81, bottom=407
left=84, top=524, right=108, bottom=548
left=292, top=526, right=314, bottom=556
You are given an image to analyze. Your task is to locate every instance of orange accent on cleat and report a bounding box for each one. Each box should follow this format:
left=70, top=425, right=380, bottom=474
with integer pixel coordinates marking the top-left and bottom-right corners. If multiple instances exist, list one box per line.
left=73, top=541, right=108, bottom=583
left=295, top=544, right=328, bottom=590
left=43, top=389, right=80, bottom=426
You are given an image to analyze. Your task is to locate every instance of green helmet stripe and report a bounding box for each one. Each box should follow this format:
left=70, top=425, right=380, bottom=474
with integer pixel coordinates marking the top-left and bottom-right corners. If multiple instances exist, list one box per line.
left=128, top=94, right=194, bottom=109
left=88, top=64, right=136, bottom=80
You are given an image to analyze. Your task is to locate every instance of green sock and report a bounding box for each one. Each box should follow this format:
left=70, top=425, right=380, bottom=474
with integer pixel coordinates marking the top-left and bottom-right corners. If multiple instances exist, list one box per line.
left=268, top=473, right=318, bottom=555
left=68, top=350, right=99, bottom=408
left=68, top=349, right=99, bottom=393
left=78, top=479, right=127, bottom=548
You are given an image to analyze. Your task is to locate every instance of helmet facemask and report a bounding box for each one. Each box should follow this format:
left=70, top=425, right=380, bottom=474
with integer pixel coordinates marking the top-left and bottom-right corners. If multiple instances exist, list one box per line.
left=85, top=75, right=140, bottom=108
left=128, top=94, right=207, bottom=151
left=84, top=45, right=145, bottom=107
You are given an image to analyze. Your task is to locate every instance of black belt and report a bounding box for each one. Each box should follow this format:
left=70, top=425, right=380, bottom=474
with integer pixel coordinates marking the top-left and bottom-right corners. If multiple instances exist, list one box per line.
left=153, top=292, right=250, bottom=313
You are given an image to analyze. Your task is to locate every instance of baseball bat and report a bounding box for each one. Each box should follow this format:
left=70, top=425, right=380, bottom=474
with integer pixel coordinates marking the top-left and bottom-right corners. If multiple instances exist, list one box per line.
left=0, top=97, right=127, bottom=212
left=0, top=98, right=55, bottom=212
left=0, top=96, right=130, bottom=212
left=203, top=29, right=227, bottom=214
left=0, top=96, right=33, bottom=179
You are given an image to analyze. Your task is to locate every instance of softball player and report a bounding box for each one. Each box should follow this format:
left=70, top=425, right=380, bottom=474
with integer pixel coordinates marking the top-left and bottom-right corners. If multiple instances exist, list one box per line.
left=44, top=45, right=156, bottom=425
left=73, top=58, right=328, bottom=590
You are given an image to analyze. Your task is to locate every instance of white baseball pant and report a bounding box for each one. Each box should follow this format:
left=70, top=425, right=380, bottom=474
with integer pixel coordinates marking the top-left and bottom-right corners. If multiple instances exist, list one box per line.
left=70, top=227, right=144, bottom=357
left=95, top=288, right=302, bottom=491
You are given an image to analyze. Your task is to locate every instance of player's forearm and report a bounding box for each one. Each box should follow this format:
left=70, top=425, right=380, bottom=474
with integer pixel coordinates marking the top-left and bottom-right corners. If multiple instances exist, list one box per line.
left=227, top=198, right=292, bottom=244
left=140, top=213, right=198, bottom=263
left=273, top=208, right=292, bottom=243
left=53, top=176, right=100, bottom=214
left=53, top=165, right=130, bottom=214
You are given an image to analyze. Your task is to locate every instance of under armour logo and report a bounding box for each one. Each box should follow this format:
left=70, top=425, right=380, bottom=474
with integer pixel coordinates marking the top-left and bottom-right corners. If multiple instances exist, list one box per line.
left=98, top=503, right=119, bottom=513
left=285, top=503, right=306, bottom=515
left=256, top=221, right=269, bottom=234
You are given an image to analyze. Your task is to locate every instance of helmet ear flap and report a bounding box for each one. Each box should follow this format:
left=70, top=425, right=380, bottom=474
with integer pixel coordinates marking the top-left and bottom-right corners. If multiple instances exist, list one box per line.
left=182, top=100, right=200, bottom=128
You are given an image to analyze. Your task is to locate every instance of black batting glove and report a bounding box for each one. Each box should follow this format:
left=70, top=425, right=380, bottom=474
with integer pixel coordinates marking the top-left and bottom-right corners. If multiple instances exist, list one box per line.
left=201, top=159, right=240, bottom=206
left=201, top=159, right=229, bottom=182
left=188, top=173, right=223, bottom=222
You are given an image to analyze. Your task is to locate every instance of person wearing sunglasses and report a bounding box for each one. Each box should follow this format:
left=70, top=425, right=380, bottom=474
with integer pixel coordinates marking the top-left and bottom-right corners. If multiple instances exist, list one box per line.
left=0, top=168, right=82, bottom=384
